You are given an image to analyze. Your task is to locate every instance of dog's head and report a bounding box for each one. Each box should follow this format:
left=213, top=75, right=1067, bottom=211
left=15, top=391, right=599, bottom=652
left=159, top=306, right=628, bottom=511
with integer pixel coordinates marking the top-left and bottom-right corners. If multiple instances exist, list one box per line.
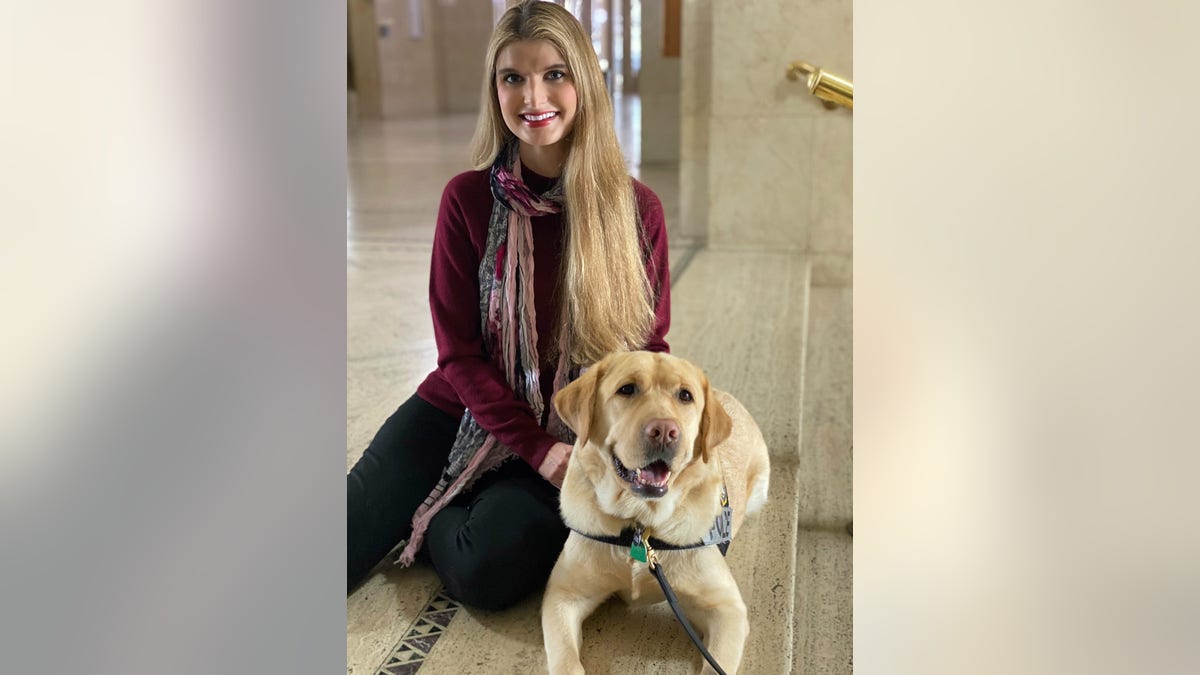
left=553, top=351, right=732, bottom=499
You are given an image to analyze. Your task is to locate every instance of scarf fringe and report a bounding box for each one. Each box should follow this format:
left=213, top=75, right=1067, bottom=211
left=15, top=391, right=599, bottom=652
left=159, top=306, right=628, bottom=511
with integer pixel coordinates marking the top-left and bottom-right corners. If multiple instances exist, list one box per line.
left=397, top=436, right=506, bottom=566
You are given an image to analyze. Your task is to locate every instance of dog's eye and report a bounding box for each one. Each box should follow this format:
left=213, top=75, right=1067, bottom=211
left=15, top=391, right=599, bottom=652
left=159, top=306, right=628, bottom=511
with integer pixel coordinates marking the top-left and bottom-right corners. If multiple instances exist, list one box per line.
left=678, top=389, right=694, bottom=403
left=616, top=383, right=636, bottom=396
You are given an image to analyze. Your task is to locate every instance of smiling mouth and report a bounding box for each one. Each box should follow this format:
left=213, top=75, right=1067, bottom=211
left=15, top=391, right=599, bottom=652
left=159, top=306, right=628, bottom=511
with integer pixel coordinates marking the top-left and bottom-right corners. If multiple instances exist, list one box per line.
left=612, top=454, right=672, bottom=499
left=520, top=111, right=558, bottom=122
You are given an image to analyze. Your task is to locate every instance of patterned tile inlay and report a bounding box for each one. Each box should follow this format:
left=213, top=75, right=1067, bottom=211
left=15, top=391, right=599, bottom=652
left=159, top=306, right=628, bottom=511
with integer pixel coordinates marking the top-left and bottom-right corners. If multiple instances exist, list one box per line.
left=376, top=589, right=461, bottom=675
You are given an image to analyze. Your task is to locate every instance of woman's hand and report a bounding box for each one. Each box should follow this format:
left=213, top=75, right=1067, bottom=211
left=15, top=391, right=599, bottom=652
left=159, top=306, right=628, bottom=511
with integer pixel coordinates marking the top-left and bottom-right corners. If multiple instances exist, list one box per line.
left=537, top=442, right=574, bottom=489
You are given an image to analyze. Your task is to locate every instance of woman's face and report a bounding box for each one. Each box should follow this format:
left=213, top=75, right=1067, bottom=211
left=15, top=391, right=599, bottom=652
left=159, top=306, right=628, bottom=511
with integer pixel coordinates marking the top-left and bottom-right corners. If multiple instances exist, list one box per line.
left=495, top=39, right=578, bottom=154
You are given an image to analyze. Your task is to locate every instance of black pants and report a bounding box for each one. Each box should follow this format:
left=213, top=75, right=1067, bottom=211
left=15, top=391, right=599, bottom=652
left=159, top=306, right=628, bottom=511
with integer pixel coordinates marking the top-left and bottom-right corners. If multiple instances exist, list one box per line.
left=347, top=395, right=568, bottom=610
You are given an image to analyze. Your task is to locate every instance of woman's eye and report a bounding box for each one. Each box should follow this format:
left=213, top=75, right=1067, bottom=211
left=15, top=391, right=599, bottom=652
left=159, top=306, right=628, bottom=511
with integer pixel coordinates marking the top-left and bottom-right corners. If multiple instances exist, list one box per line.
left=617, top=383, right=636, bottom=396
left=546, top=70, right=566, bottom=81
left=678, top=389, right=694, bottom=403
left=501, top=73, right=522, bottom=84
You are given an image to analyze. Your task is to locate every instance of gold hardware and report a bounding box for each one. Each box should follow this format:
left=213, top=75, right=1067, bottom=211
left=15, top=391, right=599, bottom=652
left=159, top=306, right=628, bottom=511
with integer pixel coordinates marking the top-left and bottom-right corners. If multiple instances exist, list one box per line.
left=644, top=534, right=658, bottom=569
left=787, top=61, right=853, bottom=110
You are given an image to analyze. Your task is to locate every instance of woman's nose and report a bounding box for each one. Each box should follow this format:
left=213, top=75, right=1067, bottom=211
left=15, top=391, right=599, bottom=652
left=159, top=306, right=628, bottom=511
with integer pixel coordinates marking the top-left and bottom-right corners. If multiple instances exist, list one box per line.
left=523, top=80, right=545, bottom=106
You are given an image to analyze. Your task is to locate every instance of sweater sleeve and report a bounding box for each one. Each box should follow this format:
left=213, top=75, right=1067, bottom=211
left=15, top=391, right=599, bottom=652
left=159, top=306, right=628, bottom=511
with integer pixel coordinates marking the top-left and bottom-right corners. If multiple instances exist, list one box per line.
left=635, top=180, right=672, bottom=353
left=428, top=175, right=560, bottom=470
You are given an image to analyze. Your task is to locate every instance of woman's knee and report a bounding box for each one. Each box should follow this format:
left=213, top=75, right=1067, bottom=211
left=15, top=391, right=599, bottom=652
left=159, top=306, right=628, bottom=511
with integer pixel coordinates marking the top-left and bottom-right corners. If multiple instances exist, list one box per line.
left=437, top=536, right=567, bottom=610
left=437, top=552, right=537, bottom=610
left=427, top=494, right=568, bottom=610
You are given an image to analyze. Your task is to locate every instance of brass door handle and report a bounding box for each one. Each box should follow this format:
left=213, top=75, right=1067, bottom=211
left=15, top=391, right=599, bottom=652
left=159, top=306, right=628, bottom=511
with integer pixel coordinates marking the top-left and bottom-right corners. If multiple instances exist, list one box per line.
left=787, top=62, right=853, bottom=110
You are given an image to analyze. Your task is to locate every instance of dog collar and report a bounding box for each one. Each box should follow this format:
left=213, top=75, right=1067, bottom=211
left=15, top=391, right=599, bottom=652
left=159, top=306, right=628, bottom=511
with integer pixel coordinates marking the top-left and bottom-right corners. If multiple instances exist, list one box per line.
left=567, top=485, right=733, bottom=558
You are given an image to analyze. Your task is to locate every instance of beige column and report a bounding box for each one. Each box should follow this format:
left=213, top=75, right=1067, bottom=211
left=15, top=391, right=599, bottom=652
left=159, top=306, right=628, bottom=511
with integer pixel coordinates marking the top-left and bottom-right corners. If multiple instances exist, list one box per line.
left=682, top=0, right=852, bottom=284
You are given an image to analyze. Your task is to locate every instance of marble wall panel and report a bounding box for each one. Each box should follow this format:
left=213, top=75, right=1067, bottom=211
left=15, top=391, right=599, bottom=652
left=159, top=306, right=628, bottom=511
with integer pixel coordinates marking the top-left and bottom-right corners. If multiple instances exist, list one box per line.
left=708, top=115, right=814, bottom=250
left=812, top=252, right=852, bottom=286
left=642, top=90, right=681, bottom=162
left=809, top=112, right=853, bottom=255
left=711, top=0, right=853, bottom=119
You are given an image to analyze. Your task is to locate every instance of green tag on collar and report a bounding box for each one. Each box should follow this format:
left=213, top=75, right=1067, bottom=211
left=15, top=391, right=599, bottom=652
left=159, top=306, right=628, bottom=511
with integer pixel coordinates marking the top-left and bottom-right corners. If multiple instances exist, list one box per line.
left=630, top=541, right=647, bottom=563
left=630, top=527, right=648, bottom=562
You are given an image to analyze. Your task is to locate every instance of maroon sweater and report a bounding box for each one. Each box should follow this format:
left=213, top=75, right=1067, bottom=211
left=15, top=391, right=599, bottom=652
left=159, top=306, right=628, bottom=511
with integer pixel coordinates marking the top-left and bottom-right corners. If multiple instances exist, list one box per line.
left=415, top=166, right=671, bottom=471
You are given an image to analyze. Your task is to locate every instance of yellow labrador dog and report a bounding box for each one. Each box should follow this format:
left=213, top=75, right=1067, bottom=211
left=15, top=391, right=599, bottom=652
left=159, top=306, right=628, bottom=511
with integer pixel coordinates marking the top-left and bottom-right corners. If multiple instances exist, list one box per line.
left=541, top=351, right=770, bottom=675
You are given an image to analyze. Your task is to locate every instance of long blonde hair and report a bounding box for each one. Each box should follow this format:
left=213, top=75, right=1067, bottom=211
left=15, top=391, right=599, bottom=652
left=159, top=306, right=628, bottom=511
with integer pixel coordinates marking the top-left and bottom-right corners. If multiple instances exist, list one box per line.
left=470, top=0, right=656, bottom=366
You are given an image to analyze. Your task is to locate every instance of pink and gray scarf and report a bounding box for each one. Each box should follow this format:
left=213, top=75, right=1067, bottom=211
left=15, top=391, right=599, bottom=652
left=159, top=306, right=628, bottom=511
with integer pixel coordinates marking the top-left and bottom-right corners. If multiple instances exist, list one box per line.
left=397, top=142, right=579, bottom=565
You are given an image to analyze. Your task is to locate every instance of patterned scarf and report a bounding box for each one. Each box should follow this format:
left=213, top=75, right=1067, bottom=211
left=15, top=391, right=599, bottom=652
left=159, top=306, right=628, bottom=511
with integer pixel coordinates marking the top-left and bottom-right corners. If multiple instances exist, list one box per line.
left=398, top=142, right=579, bottom=565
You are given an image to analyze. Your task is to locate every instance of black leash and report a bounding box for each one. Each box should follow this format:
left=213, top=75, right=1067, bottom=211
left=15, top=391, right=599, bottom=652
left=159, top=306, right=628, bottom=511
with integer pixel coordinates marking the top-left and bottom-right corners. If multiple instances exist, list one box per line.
left=644, top=541, right=729, bottom=675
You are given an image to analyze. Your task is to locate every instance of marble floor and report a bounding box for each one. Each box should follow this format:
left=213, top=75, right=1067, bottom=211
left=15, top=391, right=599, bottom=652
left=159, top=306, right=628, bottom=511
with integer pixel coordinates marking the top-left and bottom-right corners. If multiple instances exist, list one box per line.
left=347, top=97, right=852, bottom=674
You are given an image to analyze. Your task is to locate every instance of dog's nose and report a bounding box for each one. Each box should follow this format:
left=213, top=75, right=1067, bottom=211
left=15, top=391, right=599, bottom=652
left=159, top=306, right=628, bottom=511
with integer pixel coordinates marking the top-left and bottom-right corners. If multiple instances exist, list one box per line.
left=644, top=419, right=680, bottom=444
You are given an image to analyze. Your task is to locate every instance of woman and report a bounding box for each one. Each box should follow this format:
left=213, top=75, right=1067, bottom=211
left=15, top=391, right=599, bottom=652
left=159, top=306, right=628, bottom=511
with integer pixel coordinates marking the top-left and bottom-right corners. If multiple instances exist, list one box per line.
left=347, top=0, right=671, bottom=610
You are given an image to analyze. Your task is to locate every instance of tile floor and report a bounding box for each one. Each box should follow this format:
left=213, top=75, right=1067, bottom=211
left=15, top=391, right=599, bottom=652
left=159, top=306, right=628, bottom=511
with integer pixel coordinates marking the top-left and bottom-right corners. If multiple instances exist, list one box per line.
left=347, top=97, right=851, bottom=674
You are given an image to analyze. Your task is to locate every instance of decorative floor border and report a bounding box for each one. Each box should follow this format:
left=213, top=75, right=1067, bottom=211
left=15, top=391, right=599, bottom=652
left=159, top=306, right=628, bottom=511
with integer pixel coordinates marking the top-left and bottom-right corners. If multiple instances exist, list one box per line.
left=375, top=588, right=462, bottom=675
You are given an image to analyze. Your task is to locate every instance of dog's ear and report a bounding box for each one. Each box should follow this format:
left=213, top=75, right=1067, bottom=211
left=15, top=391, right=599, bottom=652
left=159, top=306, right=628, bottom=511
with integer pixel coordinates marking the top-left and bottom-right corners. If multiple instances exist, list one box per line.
left=553, top=358, right=607, bottom=443
left=696, top=376, right=733, bottom=463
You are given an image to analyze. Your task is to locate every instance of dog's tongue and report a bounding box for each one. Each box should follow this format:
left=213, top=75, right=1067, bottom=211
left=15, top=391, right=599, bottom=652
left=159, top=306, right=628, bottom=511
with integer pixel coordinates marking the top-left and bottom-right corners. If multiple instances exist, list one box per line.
left=636, top=460, right=671, bottom=487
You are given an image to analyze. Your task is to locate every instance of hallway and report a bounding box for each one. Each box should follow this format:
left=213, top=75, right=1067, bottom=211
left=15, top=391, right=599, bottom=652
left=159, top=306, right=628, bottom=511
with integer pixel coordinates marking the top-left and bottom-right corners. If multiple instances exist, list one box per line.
left=347, top=95, right=852, bottom=674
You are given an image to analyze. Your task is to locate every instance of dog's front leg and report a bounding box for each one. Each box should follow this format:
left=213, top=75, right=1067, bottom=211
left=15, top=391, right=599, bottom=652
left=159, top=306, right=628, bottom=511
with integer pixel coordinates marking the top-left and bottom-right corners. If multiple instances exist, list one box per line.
left=677, top=560, right=749, bottom=674
left=541, top=551, right=611, bottom=675
left=694, top=596, right=748, bottom=675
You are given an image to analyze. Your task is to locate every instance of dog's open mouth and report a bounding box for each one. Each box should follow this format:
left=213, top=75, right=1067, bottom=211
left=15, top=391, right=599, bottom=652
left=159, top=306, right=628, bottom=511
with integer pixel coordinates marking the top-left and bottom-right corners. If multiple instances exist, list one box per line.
left=613, top=455, right=672, bottom=498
